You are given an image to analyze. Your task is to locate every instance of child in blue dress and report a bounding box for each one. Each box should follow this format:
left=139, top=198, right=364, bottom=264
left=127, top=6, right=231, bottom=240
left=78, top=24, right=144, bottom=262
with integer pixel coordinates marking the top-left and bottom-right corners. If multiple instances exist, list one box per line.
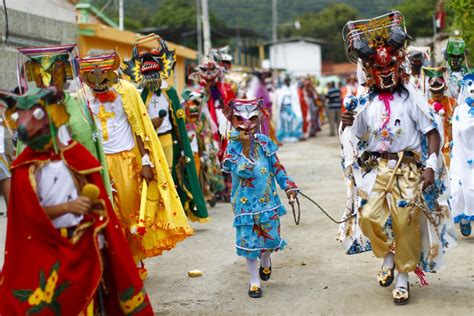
left=222, top=98, right=298, bottom=298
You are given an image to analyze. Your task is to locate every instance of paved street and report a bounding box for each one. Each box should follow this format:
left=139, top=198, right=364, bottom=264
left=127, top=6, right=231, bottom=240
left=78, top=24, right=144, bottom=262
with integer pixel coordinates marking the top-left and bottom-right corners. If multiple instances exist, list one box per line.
left=1, top=129, right=473, bottom=314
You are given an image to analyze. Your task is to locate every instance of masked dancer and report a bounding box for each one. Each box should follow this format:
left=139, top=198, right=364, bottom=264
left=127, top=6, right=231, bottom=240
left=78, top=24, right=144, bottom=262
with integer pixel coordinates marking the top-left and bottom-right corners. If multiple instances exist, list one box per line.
left=222, top=98, right=298, bottom=298
left=339, top=11, right=456, bottom=305
left=0, top=88, right=153, bottom=314
left=77, top=52, right=193, bottom=279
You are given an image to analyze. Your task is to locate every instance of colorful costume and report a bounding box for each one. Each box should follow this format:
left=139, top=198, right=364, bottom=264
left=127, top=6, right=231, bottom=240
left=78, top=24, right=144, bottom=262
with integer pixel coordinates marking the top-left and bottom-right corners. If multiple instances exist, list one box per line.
left=445, top=36, right=469, bottom=99
left=339, top=11, right=456, bottom=305
left=407, top=46, right=430, bottom=89
left=275, top=78, right=303, bottom=143
left=182, top=89, right=224, bottom=207
left=16, top=44, right=112, bottom=199
left=77, top=52, right=193, bottom=267
left=423, top=67, right=457, bottom=167
left=222, top=98, right=298, bottom=298
left=0, top=88, right=153, bottom=315
left=122, top=34, right=208, bottom=222
left=193, top=58, right=235, bottom=201
left=450, top=72, right=474, bottom=236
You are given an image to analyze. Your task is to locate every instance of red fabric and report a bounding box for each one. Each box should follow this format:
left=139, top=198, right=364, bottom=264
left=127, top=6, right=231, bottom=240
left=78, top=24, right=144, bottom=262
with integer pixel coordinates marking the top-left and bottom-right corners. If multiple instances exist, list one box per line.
left=297, top=88, right=309, bottom=135
left=95, top=91, right=117, bottom=103
left=1, top=142, right=153, bottom=315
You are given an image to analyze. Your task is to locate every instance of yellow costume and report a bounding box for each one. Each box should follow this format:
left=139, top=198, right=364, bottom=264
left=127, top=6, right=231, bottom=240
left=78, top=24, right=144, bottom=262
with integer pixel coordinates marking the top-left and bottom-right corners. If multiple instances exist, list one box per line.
left=114, top=80, right=193, bottom=260
left=83, top=80, right=193, bottom=262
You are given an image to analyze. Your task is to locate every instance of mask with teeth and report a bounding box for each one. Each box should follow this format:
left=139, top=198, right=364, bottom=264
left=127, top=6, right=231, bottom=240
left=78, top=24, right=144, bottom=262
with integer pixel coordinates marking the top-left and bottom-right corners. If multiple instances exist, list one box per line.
left=343, top=11, right=410, bottom=91
left=446, top=36, right=466, bottom=72
left=121, top=34, right=176, bottom=92
left=367, top=46, right=404, bottom=91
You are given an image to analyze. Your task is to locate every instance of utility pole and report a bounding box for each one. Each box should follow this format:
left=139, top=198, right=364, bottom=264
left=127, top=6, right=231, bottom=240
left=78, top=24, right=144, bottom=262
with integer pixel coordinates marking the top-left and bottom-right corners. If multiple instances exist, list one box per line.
left=196, top=0, right=203, bottom=61
left=272, top=0, right=277, bottom=44
left=119, top=0, right=124, bottom=30
left=201, top=0, right=212, bottom=56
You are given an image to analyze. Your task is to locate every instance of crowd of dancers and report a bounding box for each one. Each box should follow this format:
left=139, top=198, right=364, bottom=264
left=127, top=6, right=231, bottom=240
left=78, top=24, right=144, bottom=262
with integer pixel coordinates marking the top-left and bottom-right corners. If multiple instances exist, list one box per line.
left=0, top=8, right=472, bottom=314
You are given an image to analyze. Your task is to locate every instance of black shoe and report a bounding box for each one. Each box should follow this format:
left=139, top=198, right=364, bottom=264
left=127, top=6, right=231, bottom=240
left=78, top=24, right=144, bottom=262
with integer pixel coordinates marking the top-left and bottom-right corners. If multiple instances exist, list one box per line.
left=377, top=266, right=395, bottom=287
left=393, top=283, right=410, bottom=306
left=259, top=265, right=272, bottom=281
left=460, top=221, right=472, bottom=237
left=248, top=285, right=263, bottom=298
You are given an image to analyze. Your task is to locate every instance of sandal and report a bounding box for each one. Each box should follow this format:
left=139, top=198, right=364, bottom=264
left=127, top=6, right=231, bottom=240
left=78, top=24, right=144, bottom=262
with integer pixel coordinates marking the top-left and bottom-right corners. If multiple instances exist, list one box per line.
left=259, top=259, right=272, bottom=281
left=377, top=266, right=395, bottom=287
left=393, top=283, right=410, bottom=306
left=460, top=221, right=472, bottom=237
left=248, top=284, right=263, bottom=298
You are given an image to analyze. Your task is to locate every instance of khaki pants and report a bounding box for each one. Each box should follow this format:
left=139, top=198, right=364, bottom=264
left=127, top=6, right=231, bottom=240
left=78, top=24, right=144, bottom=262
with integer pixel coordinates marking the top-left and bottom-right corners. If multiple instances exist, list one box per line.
left=327, top=108, right=341, bottom=136
left=359, top=159, right=421, bottom=273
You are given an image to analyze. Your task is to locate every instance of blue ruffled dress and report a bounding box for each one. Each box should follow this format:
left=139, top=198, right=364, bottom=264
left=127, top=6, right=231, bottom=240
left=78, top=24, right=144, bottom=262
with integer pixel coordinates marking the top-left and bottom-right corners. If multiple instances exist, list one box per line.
left=222, top=132, right=298, bottom=259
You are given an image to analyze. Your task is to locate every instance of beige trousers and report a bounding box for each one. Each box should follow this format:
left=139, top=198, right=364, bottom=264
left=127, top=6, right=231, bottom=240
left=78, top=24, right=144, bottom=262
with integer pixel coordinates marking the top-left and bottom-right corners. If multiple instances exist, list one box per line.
left=359, top=159, right=422, bottom=273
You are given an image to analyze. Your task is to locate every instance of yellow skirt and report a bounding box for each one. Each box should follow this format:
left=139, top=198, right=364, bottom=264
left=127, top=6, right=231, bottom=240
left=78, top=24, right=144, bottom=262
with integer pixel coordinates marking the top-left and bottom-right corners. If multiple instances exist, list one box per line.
left=106, top=148, right=193, bottom=262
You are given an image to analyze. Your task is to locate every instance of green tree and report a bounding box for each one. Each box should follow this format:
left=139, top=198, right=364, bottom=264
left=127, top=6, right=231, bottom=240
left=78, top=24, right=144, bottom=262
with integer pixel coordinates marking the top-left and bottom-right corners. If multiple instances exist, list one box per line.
left=447, top=0, right=474, bottom=64
left=395, top=0, right=438, bottom=38
left=279, top=3, right=359, bottom=63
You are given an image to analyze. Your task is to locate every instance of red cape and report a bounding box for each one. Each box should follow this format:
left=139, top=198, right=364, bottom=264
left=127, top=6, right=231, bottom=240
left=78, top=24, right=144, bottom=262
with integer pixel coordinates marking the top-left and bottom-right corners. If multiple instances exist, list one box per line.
left=0, top=142, right=153, bottom=315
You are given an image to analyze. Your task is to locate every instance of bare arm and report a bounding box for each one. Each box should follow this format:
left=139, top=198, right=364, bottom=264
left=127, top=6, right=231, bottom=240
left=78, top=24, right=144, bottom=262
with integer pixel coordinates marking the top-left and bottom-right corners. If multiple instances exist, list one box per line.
left=421, top=128, right=441, bottom=189
left=43, top=197, right=92, bottom=220
left=136, top=135, right=154, bottom=183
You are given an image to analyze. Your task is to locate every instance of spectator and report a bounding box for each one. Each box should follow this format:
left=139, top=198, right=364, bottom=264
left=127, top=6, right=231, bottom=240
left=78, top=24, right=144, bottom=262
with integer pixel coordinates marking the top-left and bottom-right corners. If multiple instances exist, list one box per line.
left=325, top=81, right=342, bottom=136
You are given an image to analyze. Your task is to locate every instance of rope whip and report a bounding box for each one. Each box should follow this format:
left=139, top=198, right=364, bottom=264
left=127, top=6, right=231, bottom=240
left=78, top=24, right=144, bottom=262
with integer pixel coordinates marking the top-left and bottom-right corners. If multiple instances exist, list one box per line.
left=289, top=191, right=356, bottom=225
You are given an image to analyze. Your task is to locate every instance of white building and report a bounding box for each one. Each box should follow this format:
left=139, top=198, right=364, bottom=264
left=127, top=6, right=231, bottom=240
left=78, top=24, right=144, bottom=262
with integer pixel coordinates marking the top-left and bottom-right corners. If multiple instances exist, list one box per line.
left=268, top=37, right=323, bottom=76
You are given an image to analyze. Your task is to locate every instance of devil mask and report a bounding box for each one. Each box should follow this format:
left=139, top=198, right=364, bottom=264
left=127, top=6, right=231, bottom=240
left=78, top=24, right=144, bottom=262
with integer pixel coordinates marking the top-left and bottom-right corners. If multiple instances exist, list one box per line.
left=182, top=89, right=204, bottom=124
left=1, top=87, right=68, bottom=151
left=423, top=67, right=447, bottom=96
left=122, top=34, right=176, bottom=91
left=192, top=58, right=223, bottom=85
left=446, top=36, right=466, bottom=72
left=18, top=44, right=77, bottom=91
left=343, top=11, right=410, bottom=91
left=77, top=52, right=120, bottom=92
left=225, top=98, right=263, bottom=133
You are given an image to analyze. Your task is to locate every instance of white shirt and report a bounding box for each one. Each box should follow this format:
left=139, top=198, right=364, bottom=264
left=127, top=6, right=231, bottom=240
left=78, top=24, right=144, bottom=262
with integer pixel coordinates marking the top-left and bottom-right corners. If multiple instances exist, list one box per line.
left=353, top=85, right=435, bottom=153
left=36, top=160, right=83, bottom=228
left=89, top=93, right=135, bottom=154
left=147, top=92, right=172, bottom=134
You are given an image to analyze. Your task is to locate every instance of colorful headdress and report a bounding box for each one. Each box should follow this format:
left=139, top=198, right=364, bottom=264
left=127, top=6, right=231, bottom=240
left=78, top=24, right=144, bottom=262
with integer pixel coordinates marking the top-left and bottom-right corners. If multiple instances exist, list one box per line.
left=17, top=44, right=78, bottom=92
left=342, top=11, right=410, bottom=90
left=0, top=87, right=69, bottom=152
left=225, top=98, right=263, bottom=132
left=77, top=51, right=121, bottom=91
left=192, top=57, right=224, bottom=84
left=458, top=72, right=474, bottom=105
left=210, top=45, right=233, bottom=63
left=182, top=89, right=204, bottom=122
left=407, top=46, right=431, bottom=71
left=445, top=36, right=467, bottom=71
left=121, top=33, right=176, bottom=91
left=423, top=67, right=447, bottom=94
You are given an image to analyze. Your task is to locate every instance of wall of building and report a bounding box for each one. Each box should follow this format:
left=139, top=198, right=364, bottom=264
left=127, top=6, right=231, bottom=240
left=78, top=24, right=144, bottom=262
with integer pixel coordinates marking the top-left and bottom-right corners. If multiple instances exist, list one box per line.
left=270, top=41, right=322, bottom=76
left=0, top=0, right=77, bottom=89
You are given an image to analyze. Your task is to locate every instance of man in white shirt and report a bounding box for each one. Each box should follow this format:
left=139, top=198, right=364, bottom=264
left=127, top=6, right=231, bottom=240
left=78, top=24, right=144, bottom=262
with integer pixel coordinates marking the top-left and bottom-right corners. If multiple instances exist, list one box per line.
left=340, top=12, right=444, bottom=306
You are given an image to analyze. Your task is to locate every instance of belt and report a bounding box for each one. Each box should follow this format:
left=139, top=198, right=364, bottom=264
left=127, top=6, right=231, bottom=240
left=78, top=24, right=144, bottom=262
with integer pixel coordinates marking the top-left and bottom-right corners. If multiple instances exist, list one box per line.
left=158, top=130, right=172, bottom=137
left=58, top=226, right=77, bottom=239
left=371, top=151, right=419, bottom=165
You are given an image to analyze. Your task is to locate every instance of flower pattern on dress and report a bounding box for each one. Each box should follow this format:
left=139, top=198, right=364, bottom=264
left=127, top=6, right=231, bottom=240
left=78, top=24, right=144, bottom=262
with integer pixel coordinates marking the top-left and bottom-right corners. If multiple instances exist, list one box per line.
left=119, top=286, right=149, bottom=315
left=222, top=132, right=297, bottom=259
left=12, top=261, right=69, bottom=315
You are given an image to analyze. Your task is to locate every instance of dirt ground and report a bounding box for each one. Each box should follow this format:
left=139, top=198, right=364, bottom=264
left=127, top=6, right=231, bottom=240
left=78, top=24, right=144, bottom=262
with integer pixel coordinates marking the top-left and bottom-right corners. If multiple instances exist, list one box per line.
left=1, top=129, right=473, bottom=315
